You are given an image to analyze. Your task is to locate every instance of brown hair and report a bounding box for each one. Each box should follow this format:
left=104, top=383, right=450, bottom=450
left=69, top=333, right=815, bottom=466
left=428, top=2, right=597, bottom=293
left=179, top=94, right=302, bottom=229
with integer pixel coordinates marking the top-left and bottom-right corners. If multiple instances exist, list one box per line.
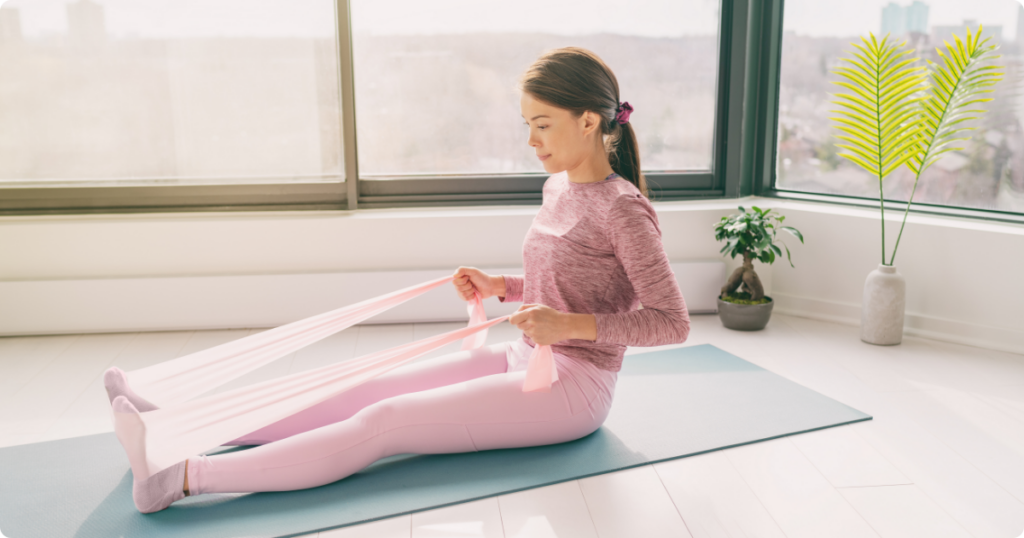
left=518, top=47, right=649, bottom=199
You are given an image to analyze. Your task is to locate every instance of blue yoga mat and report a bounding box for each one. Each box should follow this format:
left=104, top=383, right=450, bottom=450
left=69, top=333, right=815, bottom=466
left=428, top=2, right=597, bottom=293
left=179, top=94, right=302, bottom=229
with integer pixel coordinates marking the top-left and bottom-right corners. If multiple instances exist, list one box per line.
left=0, top=344, right=870, bottom=538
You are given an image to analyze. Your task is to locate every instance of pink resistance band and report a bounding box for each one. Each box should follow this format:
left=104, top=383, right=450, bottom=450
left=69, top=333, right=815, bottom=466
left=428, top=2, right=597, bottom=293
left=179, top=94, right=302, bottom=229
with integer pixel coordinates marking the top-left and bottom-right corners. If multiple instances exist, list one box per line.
left=112, top=275, right=558, bottom=481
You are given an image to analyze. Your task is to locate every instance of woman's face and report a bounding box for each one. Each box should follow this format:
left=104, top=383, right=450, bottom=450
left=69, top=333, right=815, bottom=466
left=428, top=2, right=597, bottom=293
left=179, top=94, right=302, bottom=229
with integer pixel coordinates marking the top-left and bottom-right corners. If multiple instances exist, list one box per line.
left=520, top=92, right=602, bottom=174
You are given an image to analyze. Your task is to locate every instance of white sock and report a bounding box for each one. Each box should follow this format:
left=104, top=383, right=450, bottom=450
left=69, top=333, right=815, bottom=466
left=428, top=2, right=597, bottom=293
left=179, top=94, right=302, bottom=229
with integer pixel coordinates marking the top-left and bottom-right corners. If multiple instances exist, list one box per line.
left=111, top=395, right=187, bottom=513
left=132, top=459, right=187, bottom=513
left=104, top=367, right=159, bottom=412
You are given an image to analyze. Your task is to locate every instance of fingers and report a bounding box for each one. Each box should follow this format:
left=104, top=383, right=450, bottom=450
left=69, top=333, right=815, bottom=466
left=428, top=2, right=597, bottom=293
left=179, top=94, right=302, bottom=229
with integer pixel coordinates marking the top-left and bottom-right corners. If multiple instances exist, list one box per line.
left=509, top=304, right=536, bottom=326
left=452, top=266, right=475, bottom=283
left=456, top=286, right=474, bottom=301
left=453, top=266, right=479, bottom=301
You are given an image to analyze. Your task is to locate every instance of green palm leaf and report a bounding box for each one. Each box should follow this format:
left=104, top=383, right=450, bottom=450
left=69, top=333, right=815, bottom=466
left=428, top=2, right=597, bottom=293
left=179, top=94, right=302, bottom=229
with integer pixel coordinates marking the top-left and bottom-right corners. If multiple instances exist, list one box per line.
left=829, top=33, right=927, bottom=264
left=907, top=26, right=1005, bottom=175
left=887, top=25, right=1005, bottom=265
left=830, top=34, right=927, bottom=179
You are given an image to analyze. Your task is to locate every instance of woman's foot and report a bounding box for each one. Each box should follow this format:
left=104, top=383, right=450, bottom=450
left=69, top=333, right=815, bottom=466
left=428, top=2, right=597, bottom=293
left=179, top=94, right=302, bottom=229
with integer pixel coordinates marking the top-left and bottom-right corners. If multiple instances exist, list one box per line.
left=132, top=458, right=188, bottom=514
left=111, top=395, right=188, bottom=513
left=104, top=367, right=159, bottom=412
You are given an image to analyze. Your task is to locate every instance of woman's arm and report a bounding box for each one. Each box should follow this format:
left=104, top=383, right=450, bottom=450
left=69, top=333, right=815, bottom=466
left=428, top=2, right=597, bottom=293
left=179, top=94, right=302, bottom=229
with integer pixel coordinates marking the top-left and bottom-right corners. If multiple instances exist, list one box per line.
left=593, top=193, right=690, bottom=346
left=497, top=274, right=525, bottom=303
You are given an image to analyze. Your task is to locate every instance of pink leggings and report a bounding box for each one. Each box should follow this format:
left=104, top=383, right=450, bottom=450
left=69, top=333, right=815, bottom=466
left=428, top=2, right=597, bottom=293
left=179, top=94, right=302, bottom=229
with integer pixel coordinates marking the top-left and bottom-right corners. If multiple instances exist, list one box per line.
left=186, top=337, right=618, bottom=495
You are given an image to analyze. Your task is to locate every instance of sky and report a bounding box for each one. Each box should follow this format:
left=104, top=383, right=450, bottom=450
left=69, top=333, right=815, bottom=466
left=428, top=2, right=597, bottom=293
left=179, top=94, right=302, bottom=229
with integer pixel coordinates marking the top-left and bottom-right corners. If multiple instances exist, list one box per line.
left=0, top=0, right=1020, bottom=41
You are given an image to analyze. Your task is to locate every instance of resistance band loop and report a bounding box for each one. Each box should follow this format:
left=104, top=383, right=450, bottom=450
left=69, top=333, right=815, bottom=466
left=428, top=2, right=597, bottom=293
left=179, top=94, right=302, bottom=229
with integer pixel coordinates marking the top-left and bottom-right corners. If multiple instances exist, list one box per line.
left=114, top=275, right=557, bottom=480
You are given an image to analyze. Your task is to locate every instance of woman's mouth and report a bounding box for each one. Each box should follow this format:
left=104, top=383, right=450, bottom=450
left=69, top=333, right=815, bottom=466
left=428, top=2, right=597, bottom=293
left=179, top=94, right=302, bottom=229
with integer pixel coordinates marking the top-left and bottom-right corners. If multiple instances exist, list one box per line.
left=538, top=154, right=550, bottom=161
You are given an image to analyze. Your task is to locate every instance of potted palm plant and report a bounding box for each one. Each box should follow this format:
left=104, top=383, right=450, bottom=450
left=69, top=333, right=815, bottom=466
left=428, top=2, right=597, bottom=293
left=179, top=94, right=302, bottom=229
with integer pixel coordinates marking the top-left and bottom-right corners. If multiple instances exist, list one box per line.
left=830, top=26, right=1004, bottom=345
left=714, top=206, right=803, bottom=331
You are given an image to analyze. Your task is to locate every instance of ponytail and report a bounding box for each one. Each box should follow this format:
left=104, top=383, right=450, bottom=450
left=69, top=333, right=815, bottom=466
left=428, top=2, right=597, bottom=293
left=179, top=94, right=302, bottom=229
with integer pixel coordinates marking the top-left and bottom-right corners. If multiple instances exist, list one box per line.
left=608, top=121, right=649, bottom=199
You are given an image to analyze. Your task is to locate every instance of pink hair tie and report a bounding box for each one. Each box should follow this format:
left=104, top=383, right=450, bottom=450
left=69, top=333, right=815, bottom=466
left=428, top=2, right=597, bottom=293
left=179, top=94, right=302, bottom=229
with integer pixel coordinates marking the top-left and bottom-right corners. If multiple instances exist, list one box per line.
left=615, top=101, right=633, bottom=124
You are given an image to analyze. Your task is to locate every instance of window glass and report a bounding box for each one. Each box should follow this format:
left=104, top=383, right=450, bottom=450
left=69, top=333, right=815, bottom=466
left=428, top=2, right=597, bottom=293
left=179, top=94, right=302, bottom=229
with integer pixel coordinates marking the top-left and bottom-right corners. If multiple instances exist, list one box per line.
left=0, top=0, right=342, bottom=187
left=351, top=0, right=721, bottom=177
left=776, top=0, right=1024, bottom=213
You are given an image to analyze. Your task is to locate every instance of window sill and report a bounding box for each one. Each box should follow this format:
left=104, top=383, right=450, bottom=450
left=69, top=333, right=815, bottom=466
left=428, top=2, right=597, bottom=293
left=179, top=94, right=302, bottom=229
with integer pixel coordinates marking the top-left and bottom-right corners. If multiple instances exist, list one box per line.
left=0, top=195, right=744, bottom=223
left=5, top=192, right=1023, bottom=239
left=762, top=190, right=1024, bottom=230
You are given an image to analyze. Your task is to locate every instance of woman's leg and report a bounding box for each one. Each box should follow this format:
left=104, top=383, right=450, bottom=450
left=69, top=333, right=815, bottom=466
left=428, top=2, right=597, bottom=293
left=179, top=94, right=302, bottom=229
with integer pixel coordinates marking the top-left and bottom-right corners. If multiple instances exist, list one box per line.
left=187, top=343, right=616, bottom=495
left=224, top=341, right=512, bottom=445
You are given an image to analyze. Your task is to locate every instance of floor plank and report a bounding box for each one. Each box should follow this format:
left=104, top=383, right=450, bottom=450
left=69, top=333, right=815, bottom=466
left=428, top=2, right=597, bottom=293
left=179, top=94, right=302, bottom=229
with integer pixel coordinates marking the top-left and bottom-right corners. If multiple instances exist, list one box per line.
left=0, top=332, right=136, bottom=436
left=724, top=437, right=881, bottom=538
left=497, top=480, right=597, bottom=538
left=844, top=394, right=1024, bottom=538
left=0, top=334, right=79, bottom=404
left=577, top=465, right=692, bottom=538
left=839, top=484, right=973, bottom=538
left=319, top=515, right=411, bottom=538
left=974, top=383, right=1024, bottom=425
left=654, top=451, right=786, bottom=538
left=789, top=424, right=911, bottom=488
left=881, top=386, right=1024, bottom=505
left=411, top=498, right=504, bottom=538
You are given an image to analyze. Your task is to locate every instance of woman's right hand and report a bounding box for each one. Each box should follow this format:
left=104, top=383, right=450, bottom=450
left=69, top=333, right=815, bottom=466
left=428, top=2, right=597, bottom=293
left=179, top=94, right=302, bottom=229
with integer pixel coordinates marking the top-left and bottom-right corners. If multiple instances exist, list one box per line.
left=452, top=266, right=505, bottom=301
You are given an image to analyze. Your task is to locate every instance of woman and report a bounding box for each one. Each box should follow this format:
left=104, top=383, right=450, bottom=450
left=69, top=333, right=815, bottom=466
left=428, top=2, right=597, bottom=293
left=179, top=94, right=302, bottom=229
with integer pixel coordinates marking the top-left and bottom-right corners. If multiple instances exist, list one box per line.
left=110, top=46, right=690, bottom=514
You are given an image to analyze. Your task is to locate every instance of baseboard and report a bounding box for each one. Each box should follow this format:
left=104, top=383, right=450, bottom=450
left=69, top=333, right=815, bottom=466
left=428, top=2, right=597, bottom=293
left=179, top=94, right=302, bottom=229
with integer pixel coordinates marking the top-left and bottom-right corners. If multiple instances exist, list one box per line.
left=773, top=292, right=1024, bottom=356
left=0, top=261, right=725, bottom=337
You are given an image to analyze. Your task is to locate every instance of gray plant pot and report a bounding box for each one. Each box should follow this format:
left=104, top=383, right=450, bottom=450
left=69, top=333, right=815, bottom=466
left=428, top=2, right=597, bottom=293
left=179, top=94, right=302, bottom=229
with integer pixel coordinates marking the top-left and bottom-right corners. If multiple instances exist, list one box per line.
left=717, top=295, right=774, bottom=331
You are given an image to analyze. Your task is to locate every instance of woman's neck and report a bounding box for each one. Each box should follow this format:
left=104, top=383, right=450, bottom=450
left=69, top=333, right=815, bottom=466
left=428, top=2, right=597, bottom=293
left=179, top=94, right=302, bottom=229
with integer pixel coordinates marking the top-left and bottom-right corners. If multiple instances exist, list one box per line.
left=566, top=149, right=615, bottom=184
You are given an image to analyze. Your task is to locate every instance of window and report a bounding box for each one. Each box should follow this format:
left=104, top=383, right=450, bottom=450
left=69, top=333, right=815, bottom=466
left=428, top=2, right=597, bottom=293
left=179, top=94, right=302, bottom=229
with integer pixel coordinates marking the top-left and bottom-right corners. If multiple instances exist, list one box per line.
left=774, top=0, right=1024, bottom=215
left=0, top=0, right=343, bottom=187
left=350, top=0, right=722, bottom=178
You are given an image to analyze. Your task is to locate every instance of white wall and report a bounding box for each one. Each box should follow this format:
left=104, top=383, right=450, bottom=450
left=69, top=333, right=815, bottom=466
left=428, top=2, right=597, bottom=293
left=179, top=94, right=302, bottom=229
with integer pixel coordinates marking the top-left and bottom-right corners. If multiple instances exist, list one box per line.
left=766, top=199, right=1024, bottom=354
left=1, top=197, right=1022, bottom=354
left=0, top=200, right=739, bottom=336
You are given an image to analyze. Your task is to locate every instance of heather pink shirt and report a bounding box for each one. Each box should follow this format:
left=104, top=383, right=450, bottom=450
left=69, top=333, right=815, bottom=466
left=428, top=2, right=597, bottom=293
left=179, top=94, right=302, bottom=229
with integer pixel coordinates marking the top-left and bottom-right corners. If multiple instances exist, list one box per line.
left=499, top=171, right=690, bottom=372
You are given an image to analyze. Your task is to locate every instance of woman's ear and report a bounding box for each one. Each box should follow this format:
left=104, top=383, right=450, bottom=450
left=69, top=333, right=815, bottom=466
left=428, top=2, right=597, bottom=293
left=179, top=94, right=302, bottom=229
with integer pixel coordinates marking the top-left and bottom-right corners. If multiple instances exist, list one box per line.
left=581, top=110, right=602, bottom=138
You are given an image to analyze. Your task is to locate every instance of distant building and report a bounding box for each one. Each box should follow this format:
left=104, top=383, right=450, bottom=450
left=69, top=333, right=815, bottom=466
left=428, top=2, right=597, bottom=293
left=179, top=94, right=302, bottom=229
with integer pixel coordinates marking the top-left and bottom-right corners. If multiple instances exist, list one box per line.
left=932, top=20, right=1002, bottom=49
left=0, top=7, right=22, bottom=45
left=905, top=2, right=928, bottom=34
left=881, top=3, right=906, bottom=38
left=881, top=1, right=929, bottom=39
left=67, top=0, right=106, bottom=48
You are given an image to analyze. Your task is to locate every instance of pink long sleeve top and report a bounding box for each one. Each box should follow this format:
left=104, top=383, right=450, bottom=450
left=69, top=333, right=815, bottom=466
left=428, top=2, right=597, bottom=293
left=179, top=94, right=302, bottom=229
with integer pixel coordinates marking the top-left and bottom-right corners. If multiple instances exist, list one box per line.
left=499, top=171, right=690, bottom=372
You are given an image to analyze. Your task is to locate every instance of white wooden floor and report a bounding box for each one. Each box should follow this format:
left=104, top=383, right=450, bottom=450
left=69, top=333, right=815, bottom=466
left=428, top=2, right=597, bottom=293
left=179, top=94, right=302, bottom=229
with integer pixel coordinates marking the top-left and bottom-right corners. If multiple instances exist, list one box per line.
left=2, top=313, right=1024, bottom=538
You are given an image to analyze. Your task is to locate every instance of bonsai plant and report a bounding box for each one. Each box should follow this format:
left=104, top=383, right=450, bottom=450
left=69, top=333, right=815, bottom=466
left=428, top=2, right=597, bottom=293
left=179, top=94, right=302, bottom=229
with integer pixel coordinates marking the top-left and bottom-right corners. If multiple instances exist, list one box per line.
left=714, top=206, right=803, bottom=331
left=829, top=26, right=1004, bottom=345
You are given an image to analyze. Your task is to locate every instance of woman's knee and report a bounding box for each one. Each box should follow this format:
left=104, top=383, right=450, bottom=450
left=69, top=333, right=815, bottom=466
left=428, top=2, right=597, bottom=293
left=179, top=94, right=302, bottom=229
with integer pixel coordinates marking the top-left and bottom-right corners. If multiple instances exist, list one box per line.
left=353, top=396, right=479, bottom=455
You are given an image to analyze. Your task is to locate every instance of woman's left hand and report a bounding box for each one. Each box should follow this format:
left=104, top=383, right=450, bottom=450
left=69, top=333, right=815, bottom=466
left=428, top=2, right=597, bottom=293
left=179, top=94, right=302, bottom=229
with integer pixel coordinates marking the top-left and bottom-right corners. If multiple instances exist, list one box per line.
left=509, top=304, right=568, bottom=346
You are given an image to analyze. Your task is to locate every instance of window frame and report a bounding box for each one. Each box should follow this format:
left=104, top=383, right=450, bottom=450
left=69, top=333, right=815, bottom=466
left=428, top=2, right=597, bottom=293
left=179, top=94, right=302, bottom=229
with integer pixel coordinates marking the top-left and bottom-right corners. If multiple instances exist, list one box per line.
left=0, top=0, right=761, bottom=215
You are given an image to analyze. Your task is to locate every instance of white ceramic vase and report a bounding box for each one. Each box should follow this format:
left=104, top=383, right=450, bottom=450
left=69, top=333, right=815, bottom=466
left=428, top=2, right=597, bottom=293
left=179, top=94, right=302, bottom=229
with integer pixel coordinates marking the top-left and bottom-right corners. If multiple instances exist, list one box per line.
left=860, top=264, right=905, bottom=345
